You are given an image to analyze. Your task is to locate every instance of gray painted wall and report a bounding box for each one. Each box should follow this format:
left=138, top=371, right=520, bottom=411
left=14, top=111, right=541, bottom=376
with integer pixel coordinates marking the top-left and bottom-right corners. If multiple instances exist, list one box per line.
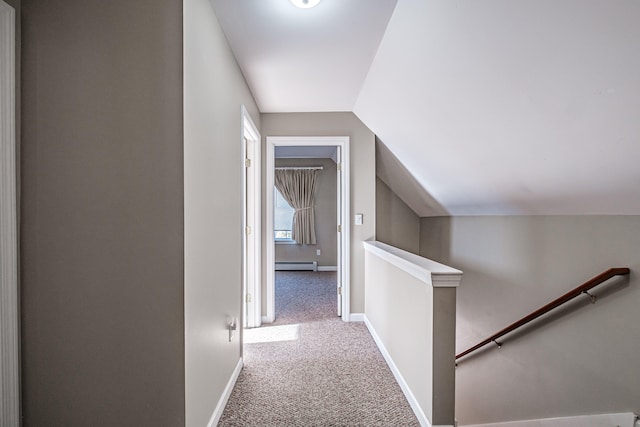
left=5, top=0, right=19, bottom=216
left=375, top=177, right=420, bottom=254
left=420, top=216, right=640, bottom=425
left=20, top=0, right=184, bottom=425
left=184, top=0, right=261, bottom=425
left=275, top=158, right=337, bottom=267
left=261, top=112, right=376, bottom=315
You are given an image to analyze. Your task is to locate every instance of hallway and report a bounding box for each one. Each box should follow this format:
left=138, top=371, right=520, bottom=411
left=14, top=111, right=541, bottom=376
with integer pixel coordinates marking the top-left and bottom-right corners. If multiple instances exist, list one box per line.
left=219, top=271, right=419, bottom=426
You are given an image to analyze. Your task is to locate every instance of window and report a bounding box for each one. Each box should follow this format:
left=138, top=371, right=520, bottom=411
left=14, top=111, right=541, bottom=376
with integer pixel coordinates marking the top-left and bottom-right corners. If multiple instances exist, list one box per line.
left=274, top=187, right=294, bottom=241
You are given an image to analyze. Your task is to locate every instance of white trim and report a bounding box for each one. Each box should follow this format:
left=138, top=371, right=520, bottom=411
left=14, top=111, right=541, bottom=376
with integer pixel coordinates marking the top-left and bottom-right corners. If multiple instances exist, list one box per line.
left=241, top=106, right=262, bottom=328
left=266, top=136, right=350, bottom=323
left=363, top=241, right=462, bottom=287
left=461, top=412, right=638, bottom=427
left=349, top=313, right=365, bottom=322
left=242, top=106, right=260, bottom=141
left=265, top=141, right=275, bottom=323
left=317, top=266, right=337, bottom=272
left=207, top=358, right=243, bottom=427
left=363, top=315, right=433, bottom=427
left=0, top=2, right=18, bottom=426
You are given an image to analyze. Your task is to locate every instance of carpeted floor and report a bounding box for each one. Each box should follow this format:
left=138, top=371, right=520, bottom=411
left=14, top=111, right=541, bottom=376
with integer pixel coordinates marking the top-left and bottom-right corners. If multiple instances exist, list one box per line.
left=218, top=271, right=420, bottom=427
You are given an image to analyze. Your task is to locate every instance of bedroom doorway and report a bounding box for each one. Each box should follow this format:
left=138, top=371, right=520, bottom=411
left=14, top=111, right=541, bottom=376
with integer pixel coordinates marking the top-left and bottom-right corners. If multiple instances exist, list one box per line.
left=265, top=136, right=351, bottom=323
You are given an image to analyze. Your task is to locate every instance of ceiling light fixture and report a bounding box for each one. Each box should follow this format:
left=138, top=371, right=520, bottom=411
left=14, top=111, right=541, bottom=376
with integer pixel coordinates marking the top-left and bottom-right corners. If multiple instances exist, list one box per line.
left=290, top=0, right=321, bottom=9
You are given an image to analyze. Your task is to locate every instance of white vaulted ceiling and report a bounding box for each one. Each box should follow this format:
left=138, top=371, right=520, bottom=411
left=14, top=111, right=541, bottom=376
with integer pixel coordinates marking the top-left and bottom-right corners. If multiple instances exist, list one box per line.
left=212, top=0, right=640, bottom=215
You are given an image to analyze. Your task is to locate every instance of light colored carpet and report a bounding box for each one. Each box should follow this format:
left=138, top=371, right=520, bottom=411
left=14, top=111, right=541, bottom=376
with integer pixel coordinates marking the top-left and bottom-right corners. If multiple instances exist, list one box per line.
left=218, top=271, right=420, bottom=427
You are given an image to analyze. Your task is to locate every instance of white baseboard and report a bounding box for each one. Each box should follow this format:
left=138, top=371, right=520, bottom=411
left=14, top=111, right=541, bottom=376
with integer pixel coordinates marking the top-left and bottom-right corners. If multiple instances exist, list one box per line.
left=363, top=315, right=434, bottom=427
left=349, top=313, right=365, bottom=322
left=317, top=266, right=338, bottom=272
left=207, top=358, right=243, bottom=427
left=461, top=412, right=638, bottom=427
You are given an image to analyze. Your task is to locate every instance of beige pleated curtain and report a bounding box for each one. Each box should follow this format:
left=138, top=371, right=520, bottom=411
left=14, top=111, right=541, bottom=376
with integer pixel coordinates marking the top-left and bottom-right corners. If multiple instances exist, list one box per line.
left=274, top=169, right=319, bottom=245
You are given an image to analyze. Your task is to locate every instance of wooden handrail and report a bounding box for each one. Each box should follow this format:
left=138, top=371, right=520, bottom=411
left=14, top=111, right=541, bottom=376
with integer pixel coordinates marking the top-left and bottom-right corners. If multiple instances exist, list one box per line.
left=456, top=267, right=630, bottom=360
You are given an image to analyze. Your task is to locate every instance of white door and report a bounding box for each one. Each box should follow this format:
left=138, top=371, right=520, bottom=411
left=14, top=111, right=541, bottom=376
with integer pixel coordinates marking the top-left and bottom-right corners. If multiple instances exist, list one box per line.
left=244, top=138, right=257, bottom=327
left=0, top=2, right=19, bottom=425
left=242, top=108, right=261, bottom=329
left=336, top=147, right=342, bottom=317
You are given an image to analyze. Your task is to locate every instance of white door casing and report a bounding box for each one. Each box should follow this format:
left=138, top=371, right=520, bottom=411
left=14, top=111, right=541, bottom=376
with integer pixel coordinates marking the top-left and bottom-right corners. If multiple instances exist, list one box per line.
left=0, top=1, right=19, bottom=425
left=265, top=136, right=351, bottom=323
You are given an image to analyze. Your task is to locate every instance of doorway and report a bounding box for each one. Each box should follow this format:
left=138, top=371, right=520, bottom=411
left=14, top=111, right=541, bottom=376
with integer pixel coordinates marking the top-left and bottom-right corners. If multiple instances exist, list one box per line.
left=265, top=136, right=351, bottom=323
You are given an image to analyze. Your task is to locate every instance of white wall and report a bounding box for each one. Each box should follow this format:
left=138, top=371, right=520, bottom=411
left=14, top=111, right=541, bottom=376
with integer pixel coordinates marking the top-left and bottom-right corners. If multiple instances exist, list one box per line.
left=261, top=112, right=376, bottom=314
left=184, top=0, right=260, bottom=425
left=420, top=216, right=640, bottom=425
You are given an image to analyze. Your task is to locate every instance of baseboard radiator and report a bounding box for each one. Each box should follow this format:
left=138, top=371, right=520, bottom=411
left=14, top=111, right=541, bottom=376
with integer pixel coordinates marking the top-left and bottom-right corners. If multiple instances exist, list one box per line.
left=275, top=261, right=317, bottom=271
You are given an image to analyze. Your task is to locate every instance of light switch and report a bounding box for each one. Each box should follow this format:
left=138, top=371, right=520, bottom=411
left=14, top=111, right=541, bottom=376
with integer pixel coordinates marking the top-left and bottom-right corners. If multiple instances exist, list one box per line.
left=355, top=213, right=363, bottom=225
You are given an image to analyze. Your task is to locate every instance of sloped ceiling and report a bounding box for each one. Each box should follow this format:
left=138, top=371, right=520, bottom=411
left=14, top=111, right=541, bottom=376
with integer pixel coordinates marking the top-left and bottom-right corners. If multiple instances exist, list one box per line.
left=210, top=0, right=398, bottom=112
left=356, top=0, right=640, bottom=215
left=376, top=139, right=448, bottom=217
left=213, top=0, right=640, bottom=215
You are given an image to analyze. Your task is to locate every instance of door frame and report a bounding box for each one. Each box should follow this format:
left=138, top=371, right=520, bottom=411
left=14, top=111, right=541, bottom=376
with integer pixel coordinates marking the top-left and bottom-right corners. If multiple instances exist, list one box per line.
left=241, top=106, right=261, bottom=328
left=265, top=136, right=351, bottom=322
left=0, top=1, right=19, bottom=425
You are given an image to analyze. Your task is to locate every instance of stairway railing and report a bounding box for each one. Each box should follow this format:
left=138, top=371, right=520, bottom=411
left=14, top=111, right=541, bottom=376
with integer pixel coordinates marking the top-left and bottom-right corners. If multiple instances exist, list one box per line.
left=456, top=268, right=630, bottom=361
